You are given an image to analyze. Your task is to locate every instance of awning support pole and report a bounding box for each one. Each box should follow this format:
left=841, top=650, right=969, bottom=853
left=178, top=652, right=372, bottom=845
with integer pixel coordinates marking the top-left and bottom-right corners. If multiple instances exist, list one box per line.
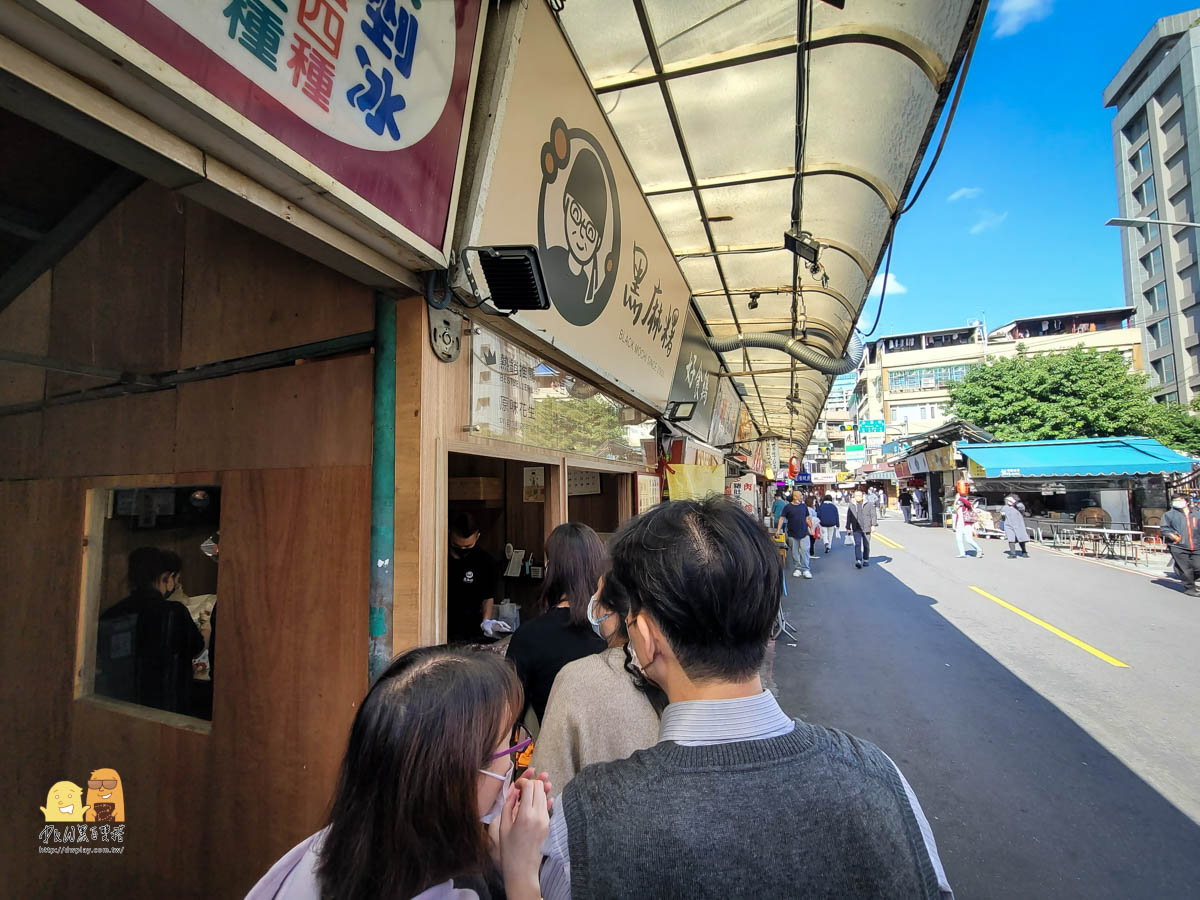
left=369, top=294, right=396, bottom=682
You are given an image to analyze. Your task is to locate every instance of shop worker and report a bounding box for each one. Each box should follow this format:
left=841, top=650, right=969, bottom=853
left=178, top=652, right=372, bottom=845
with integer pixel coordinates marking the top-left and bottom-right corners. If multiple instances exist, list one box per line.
left=539, top=497, right=952, bottom=899
left=447, top=513, right=500, bottom=642
left=776, top=490, right=814, bottom=579
left=98, top=547, right=204, bottom=715
left=1160, top=496, right=1200, bottom=597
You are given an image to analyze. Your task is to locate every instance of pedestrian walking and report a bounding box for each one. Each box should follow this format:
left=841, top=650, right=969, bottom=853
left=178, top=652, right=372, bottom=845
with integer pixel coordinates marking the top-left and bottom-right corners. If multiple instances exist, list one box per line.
left=952, top=496, right=984, bottom=558
left=847, top=490, right=878, bottom=569
left=913, top=487, right=924, bottom=520
left=770, top=489, right=788, bottom=537
left=899, top=488, right=913, bottom=523
left=806, top=493, right=821, bottom=558
left=1159, top=495, right=1200, bottom=596
left=1001, top=495, right=1030, bottom=558
left=776, top=490, right=815, bottom=579
left=817, top=494, right=840, bottom=552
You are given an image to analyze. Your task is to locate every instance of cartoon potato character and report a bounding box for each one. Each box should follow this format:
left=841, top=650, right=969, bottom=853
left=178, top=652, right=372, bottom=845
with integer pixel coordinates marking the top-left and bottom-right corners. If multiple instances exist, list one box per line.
left=84, top=768, right=125, bottom=823
left=40, top=781, right=89, bottom=822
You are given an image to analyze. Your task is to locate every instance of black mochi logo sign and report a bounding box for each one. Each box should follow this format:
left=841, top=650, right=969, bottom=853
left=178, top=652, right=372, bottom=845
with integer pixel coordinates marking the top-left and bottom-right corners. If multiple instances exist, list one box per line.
left=537, top=117, right=621, bottom=326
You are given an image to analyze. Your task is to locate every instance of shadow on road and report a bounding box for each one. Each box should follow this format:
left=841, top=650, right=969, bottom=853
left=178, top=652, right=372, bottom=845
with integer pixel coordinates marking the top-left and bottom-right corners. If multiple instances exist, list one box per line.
left=774, top=559, right=1200, bottom=900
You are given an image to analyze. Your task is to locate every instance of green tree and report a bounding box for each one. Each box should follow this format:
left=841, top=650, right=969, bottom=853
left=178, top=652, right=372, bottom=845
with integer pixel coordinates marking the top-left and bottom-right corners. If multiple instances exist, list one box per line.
left=946, top=345, right=1200, bottom=453
left=523, top=394, right=626, bottom=455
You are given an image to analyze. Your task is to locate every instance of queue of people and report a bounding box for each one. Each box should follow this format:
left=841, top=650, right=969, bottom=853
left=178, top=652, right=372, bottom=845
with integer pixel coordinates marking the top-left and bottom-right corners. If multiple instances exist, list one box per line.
left=249, top=496, right=953, bottom=899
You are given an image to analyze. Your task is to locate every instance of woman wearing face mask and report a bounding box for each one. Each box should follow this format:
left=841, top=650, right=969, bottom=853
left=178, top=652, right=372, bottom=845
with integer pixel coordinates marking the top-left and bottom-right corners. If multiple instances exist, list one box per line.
left=505, top=523, right=607, bottom=727
left=530, top=574, right=664, bottom=793
left=247, top=646, right=551, bottom=900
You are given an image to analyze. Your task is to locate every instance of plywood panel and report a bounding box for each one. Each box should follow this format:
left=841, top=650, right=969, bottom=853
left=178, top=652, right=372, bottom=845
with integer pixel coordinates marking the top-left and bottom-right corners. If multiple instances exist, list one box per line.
left=209, top=466, right=369, bottom=894
left=41, top=390, right=177, bottom=477
left=0, top=479, right=83, bottom=897
left=0, top=271, right=50, bottom=405
left=180, top=201, right=374, bottom=367
left=0, top=410, right=43, bottom=478
left=175, top=355, right=372, bottom=472
left=47, top=182, right=184, bottom=395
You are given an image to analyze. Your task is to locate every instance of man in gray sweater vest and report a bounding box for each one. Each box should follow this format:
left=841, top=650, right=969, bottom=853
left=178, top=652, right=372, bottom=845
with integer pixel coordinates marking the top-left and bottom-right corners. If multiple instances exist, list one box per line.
left=539, top=497, right=952, bottom=899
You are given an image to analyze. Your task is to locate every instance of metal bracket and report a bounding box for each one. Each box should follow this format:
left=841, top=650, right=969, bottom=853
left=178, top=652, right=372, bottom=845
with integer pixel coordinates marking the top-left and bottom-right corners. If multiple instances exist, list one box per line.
left=430, top=308, right=463, bottom=363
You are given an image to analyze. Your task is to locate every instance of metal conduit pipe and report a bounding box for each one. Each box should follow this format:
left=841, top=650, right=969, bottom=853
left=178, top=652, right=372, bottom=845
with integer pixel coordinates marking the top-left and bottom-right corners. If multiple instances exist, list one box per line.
left=707, top=329, right=864, bottom=375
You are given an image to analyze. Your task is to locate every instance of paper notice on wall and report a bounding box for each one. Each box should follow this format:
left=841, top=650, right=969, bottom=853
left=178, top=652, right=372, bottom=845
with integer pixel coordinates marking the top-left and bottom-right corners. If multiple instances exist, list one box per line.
left=523, top=467, right=545, bottom=502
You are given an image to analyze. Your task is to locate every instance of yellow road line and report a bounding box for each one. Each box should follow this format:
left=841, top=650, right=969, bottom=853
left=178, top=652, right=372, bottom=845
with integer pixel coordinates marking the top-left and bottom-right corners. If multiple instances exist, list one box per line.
left=874, top=532, right=904, bottom=550
left=969, top=586, right=1130, bottom=668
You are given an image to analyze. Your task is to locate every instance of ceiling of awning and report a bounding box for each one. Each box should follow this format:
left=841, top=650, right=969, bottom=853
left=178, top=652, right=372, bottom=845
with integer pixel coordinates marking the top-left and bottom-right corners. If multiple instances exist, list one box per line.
left=555, top=0, right=985, bottom=456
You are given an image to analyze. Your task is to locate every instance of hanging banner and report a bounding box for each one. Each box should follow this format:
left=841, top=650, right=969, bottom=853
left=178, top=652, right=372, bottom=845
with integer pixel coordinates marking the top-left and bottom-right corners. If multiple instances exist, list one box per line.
left=908, top=453, right=930, bottom=474
left=925, top=446, right=957, bottom=471
left=707, top=374, right=742, bottom=448
left=44, top=0, right=486, bottom=260
left=665, top=308, right=720, bottom=440
left=465, top=0, right=687, bottom=410
left=666, top=464, right=725, bottom=501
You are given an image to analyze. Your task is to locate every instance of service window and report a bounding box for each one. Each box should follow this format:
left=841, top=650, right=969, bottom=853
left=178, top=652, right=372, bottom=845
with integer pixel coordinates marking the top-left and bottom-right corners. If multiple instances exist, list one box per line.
left=83, top=485, right=221, bottom=724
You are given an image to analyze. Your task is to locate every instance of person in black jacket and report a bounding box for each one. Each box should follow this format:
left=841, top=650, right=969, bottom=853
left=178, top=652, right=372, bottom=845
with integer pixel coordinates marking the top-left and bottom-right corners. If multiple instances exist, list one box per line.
left=506, top=523, right=607, bottom=725
left=1159, top=496, right=1200, bottom=596
left=98, top=547, right=204, bottom=715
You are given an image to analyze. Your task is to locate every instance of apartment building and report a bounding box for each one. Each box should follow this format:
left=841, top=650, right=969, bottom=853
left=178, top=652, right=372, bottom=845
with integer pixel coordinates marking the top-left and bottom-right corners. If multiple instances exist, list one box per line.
left=1104, top=10, right=1200, bottom=403
left=851, top=308, right=1142, bottom=464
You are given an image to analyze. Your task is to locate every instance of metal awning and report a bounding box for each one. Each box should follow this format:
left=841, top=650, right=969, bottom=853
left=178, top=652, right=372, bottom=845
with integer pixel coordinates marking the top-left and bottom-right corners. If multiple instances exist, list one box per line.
left=959, top=438, right=1194, bottom=479
left=555, top=0, right=985, bottom=455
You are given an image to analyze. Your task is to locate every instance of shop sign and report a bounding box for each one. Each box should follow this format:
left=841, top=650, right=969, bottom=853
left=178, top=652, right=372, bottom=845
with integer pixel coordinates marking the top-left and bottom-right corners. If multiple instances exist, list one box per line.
left=967, top=457, right=987, bottom=478
left=749, top=442, right=765, bottom=475
left=765, top=439, right=781, bottom=474
left=666, top=309, right=720, bottom=441
left=836, top=471, right=853, bottom=483
left=735, top=406, right=756, bottom=443
left=795, top=472, right=812, bottom=485
left=845, top=444, right=866, bottom=468
left=466, top=0, right=687, bottom=410
left=812, top=473, right=837, bottom=484
left=908, top=453, right=930, bottom=474
left=895, top=460, right=912, bottom=478
left=727, top=475, right=758, bottom=516
left=1000, top=467, right=1024, bottom=477
left=469, top=325, right=648, bottom=462
left=865, top=434, right=884, bottom=450
left=55, top=0, right=485, bottom=259
left=636, top=473, right=662, bottom=515
left=708, top=378, right=742, bottom=448
left=925, top=446, right=956, bottom=471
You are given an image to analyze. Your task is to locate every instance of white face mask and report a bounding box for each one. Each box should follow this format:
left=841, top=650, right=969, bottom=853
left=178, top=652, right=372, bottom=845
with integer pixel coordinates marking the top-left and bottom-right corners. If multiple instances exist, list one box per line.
left=1174, top=499, right=1188, bottom=509
left=586, top=593, right=613, bottom=638
left=478, top=764, right=512, bottom=824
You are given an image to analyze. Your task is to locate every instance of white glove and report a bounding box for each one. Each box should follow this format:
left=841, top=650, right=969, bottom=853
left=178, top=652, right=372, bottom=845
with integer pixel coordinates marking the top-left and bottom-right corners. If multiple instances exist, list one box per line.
left=481, top=618, right=514, bottom=637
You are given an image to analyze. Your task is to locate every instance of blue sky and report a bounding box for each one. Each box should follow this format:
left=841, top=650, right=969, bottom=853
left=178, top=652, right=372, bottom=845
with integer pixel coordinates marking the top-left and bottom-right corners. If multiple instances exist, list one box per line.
left=866, top=0, right=1193, bottom=337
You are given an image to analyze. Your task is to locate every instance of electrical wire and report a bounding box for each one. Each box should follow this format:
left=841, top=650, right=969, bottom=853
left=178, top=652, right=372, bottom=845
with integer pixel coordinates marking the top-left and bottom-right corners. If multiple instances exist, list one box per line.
left=858, top=6, right=982, bottom=339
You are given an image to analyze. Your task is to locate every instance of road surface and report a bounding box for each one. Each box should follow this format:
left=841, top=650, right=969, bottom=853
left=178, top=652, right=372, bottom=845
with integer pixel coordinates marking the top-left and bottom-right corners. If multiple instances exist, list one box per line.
left=770, top=511, right=1200, bottom=899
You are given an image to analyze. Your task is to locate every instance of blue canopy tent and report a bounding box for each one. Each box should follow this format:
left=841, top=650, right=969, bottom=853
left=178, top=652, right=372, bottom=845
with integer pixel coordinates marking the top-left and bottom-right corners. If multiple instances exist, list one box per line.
left=957, top=437, right=1193, bottom=479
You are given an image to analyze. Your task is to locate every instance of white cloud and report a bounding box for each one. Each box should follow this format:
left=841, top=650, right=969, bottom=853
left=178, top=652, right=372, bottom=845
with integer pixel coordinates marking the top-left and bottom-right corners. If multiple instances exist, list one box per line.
left=948, top=187, right=983, bottom=202
left=870, top=273, right=907, bottom=296
left=969, top=210, right=1009, bottom=235
left=993, top=0, right=1053, bottom=38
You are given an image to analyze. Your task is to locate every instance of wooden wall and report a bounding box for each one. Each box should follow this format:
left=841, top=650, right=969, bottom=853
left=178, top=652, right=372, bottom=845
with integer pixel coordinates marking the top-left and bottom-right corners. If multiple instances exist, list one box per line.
left=0, top=181, right=375, bottom=897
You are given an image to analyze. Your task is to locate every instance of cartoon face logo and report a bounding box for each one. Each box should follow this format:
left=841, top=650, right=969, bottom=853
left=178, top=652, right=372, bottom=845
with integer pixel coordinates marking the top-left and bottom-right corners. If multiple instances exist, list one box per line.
left=464, top=571, right=475, bottom=584
left=41, top=781, right=89, bottom=822
left=85, top=768, right=125, bottom=823
left=538, top=117, right=621, bottom=326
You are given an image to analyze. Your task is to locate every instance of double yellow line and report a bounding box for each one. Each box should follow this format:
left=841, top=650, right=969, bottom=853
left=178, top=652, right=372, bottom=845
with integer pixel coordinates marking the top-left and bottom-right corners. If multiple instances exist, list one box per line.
left=969, top=586, right=1130, bottom=668
left=873, top=532, right=904, bottom=550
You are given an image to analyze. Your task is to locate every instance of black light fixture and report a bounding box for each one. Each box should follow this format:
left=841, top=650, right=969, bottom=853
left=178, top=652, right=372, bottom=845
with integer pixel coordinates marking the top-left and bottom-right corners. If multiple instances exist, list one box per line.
left=783, top=228, right=820, bottom=265
left=460, top=245, right=551, bottom=313
left=748, top=291, right=760, bottom=310
left=664, top=400, right=697, bottom=422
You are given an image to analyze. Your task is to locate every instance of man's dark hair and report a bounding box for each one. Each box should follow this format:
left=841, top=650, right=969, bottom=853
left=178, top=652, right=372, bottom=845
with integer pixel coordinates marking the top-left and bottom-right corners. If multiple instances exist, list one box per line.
left=605, top=496, right=782, bottom=681
left=449, top=512, right=478, bottom=540
left=160, top=550, right=183, bottom=575
left=127, top=546, right=169, bottom=593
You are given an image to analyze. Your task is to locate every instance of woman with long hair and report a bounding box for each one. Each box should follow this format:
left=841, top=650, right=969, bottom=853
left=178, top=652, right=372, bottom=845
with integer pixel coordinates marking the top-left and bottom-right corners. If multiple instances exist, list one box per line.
left=247, top=647, right=550, bottom=900
left=531, top=571, right=665, bottom=792
left=505, top=523, right=608, bottom=726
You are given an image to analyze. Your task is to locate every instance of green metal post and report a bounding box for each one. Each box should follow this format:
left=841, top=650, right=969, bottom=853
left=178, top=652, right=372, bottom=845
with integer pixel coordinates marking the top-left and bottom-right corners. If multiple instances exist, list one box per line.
left=369, top=294, right=396, bottom=681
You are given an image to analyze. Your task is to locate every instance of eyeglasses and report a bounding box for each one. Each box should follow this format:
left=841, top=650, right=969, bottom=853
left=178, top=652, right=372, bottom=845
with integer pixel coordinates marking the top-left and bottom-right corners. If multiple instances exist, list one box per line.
left=88, top=779, right=118, bottom=790
left=486, top=724, right=533, bottom=766
left=567, top=197, right=598, bottom=243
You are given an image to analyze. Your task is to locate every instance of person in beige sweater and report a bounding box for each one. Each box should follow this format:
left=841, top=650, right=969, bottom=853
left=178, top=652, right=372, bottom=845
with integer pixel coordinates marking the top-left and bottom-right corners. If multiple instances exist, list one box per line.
left=530, top=578, right=661, bottom=792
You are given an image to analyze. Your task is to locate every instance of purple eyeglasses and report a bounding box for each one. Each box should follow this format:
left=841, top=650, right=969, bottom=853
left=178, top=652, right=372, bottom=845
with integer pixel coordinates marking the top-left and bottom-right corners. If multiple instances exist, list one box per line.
left=487, top=725, right=533, bottom=764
